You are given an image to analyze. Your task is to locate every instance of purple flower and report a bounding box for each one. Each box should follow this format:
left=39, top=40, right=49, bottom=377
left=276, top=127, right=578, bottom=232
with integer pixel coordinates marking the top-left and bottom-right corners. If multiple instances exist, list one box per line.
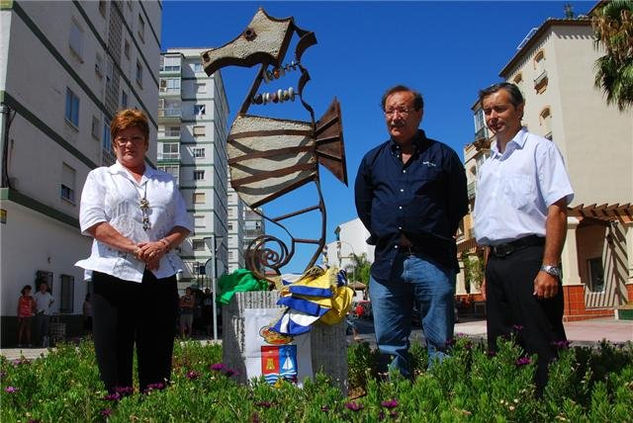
left=0, top=371, right=6, bottom=379
left=487, top=350, right=497, bottom=358
left=255, top=401, right=272, bottom=408
left=186, top=370, right=200, bottom=380
left=115, top=386, right=134, bottom=396
left=224, top=368, right=237, bottom=377
left=210, top=363, right=226, bottom=371
left=103, top=392, right=121, bottom=402
left=516, top=357, right=532, bottom=366
left=100, top=408, right=112, bottom=417
left=381, top=399, right=398, bottom=409
left=4, top=386, right=19, bottom=393
left=143, top=382, right=166, bottom=393
left=465, top=342, right=473, bottom=350
left=379, top=410, right=385, bottom=421
left=11, top=358, right=30, bottom=366
left=251, top=413, right=260, bottom=423
left=345, top=401, right=363, bottom=411
left=445, top=338, right=456, bottom=346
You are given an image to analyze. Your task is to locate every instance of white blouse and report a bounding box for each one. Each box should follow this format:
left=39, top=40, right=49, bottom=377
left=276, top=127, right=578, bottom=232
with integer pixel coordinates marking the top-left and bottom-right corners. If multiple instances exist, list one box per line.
left=75, top=161, right=193, bottom=282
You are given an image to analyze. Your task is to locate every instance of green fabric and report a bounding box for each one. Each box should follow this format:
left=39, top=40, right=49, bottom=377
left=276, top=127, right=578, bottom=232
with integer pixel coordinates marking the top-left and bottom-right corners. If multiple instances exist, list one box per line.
left=217, top=268, right=269, bottom=304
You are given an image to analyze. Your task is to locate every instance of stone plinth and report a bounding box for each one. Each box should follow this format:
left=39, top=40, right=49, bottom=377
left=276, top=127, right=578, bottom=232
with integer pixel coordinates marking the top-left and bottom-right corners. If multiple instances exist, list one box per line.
left=221, top=291, right=348, bottom=391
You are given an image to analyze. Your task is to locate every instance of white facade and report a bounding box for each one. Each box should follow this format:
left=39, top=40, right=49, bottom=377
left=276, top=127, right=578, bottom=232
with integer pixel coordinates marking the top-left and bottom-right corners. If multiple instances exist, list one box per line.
left=324, top=218, right=375, bottom=270
left=156, top=48, right=229, bottom=291
left=227, top=173, right=245, bottom=273
left=0, top=1, right=161, bottom=342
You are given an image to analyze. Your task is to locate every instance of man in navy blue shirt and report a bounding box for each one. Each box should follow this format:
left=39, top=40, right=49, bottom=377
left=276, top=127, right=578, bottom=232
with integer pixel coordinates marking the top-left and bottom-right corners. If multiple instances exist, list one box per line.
left=355, top=85, right=468, bottom=377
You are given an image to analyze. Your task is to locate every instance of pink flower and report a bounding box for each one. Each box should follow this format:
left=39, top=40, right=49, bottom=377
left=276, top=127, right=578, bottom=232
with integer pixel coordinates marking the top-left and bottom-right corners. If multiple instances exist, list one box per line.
left=103, top=392, right=121, bottom=401
left=115, top=386, right=134, bottom=395
left=100, top=408, right=112, bottom=417
left=186, top=370, right=200, bottom=380
left=516, top=357, right=532, bottom=366
left=4, top=386, right=19, bottom=393
left=210, top=363, right=226, bottom=371
left=255, top=401, right=272, bottom=408
left=345, top=401, right=363, bottom=411
left=381, top=399, right=398, bottom=409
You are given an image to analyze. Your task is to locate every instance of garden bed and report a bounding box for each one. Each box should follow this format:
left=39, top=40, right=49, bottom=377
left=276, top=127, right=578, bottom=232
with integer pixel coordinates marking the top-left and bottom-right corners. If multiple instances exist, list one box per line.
left=1, top=336, right=632, bottom=422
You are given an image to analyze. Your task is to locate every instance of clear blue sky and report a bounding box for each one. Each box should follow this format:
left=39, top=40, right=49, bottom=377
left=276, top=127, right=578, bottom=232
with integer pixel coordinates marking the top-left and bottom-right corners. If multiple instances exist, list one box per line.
left=162, top=1, right=595, bottom=273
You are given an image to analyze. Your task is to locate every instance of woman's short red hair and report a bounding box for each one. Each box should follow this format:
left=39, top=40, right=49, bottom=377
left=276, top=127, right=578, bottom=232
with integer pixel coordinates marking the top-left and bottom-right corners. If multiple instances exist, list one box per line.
left=110, top=108, right=149, bottom=141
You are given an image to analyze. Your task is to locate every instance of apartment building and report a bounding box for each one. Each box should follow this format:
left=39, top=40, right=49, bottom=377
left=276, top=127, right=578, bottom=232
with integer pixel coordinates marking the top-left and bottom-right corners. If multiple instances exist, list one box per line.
left=156, top=48, right=229, bottom=292
left=461, top=17, right=633, bottom=320
left=0, top=1, right=161, bottom=344
left=324, top=218, right=375, bottom=271
left=227, top=175, right=244, bottom=273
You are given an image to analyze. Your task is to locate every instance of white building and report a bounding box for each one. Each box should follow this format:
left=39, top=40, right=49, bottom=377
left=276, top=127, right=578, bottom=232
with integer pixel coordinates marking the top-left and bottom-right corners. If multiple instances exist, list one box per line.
left=227, top=172, right=245, bottom=273
left=157, top=48, right=229, bottom=292
left=0, top=1, right=161, bottom=344
left=324, top=218, right=375, bottom=271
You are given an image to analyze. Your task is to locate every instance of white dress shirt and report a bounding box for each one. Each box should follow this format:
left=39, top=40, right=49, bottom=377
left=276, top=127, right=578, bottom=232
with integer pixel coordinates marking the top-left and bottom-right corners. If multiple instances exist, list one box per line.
left=75, top=161, right=193, bottom=282
left=474, top=128, right=574, bottom=246
left=33, top=290, right=54, bottom=315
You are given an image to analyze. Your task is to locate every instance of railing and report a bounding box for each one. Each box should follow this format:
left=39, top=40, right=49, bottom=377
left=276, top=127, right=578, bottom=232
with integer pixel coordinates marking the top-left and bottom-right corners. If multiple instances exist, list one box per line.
left=158, top=107, right=181, bottom=118
left=474, top=127, right=486, bottom=142
left=157, top=152, right=180, bottom=160
left=159, top=87, right=181, bottom=95
left=534, top=70, right=548, bottom=90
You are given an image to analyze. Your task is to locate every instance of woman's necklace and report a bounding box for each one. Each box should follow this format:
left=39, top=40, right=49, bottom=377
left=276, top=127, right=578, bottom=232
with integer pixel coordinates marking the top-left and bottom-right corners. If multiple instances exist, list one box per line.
left=139, top=184, right=151, bottom=231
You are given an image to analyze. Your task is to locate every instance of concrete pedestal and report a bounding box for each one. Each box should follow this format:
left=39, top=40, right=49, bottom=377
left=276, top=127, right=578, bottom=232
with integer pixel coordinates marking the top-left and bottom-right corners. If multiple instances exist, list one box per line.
left=221, top=291, right=348, bottom=391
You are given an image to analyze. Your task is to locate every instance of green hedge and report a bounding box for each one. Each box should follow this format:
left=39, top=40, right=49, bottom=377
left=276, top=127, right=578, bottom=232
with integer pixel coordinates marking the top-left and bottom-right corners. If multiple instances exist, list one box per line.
left=1, top=336, right=632, bottom=422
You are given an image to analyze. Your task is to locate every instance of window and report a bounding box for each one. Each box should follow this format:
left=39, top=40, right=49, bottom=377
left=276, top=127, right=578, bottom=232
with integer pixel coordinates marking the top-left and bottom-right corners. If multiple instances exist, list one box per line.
left=124, top=40, right=130, bottom=59
left=228, top=222, right=234, bottom=231
left=102, top=120, right=112, bottom=151
left=193, top=192, right=206, bottom=204
left=193, top=170, right=205, bottom=180
left=192, top=239, right=206, bottom=251
left=196, top=82, right=206, bottom=93
left=158, top=165, right=179, bottom=184
left=193, top=63, right=203, bottom=73
left=539, top=107, right=552, bottom=139
left=137, top=14, right=145, bottom=42
left=59, top=274, right=74, bottom=313
left=164, top=126, right=180, bottom=138
left=162, top=56, right=181, bottom=72
left=513, top=73, right=523, bottom=84
left=193, top=125, right=205, bottom=137
left=587, top=257, right=605, bottom=292
left=160, top=143, right=179, bottom=160
left=121, top=91, right=128, bottom=108
left=160, top=78, right=180, bottom=93
left=136, top=61, right=143, bottom=87
left=533, top=50, right=548, bottom=93
left=91, top=116, right=100, bottom=140
left=98, top=0, right=107, bottom=17
left=194, top=215, right=205, bottom=228
left=194, top=104, right=206, bottom=117
left=69, top=19, right=84, bottom=60
left=193, top=147, right=205, bottom=158
left=61, top=163, right=76, bottom=203
left=65, top=88, right=80, bottom=127
left=95, top=53, right=104, bottom=77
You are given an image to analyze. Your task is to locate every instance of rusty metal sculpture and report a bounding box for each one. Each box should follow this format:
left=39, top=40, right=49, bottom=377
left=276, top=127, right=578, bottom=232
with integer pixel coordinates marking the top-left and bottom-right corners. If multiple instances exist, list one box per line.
left=201, top=8, right=347, bottom=280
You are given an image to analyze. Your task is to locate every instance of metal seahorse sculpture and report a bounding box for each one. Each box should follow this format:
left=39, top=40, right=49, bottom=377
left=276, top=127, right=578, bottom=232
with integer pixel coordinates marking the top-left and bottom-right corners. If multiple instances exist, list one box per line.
left=201, top=8, right=347, bottom=280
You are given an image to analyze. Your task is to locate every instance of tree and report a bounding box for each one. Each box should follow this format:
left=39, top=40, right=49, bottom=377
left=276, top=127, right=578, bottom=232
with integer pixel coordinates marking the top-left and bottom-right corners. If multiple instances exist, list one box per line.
left=592, top=0, right=633, bottom=110
left=347, top=253, right=371, bottom=285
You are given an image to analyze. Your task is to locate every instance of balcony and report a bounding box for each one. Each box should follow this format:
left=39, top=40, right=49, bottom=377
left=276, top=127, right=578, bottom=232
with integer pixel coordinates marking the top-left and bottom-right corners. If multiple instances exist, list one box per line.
left=159, top=86, right=181, bottom=97
left=534, top=70, right=548, bottom=93
left=158, top=107, right=182, bottom=122
left=467, top=181, right=476, bottom=200
left=157, top=152, right=180, bottom=161
left=474, top=126, right=487, bottom=142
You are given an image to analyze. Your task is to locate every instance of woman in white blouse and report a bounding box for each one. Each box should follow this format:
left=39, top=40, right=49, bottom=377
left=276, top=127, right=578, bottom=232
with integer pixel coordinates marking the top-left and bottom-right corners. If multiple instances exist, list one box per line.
left=76, top=109, right=193, bottom=394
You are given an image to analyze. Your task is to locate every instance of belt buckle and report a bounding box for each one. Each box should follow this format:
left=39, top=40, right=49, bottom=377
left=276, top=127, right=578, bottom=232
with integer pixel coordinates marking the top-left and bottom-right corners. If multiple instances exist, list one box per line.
left=493, top=244, right=514, bottom=257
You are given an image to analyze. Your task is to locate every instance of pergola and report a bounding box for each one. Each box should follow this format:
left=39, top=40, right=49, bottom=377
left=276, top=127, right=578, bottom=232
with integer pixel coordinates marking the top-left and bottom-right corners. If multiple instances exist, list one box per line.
left=568, top=203, right=633, bottom=224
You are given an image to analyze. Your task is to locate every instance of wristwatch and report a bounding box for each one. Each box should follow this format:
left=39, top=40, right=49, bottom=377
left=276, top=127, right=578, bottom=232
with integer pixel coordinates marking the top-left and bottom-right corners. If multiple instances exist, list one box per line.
left=540, top=265, right=562, bottom=279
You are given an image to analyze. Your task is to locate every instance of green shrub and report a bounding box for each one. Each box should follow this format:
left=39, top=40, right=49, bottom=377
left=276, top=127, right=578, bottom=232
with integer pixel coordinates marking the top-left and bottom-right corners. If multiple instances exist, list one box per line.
left=1, top=337, right=631, bottom=422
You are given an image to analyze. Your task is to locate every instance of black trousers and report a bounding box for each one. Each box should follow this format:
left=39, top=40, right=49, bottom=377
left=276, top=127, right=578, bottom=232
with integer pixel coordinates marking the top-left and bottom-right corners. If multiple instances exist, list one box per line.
left=92, top=270, right=178, bottom=393
left=486, top=244, right=566, bottom=392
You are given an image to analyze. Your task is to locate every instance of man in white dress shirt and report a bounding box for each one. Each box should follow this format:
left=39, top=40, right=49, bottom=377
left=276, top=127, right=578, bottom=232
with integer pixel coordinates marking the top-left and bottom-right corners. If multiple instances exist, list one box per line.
left=474, top=82, right=574, bottom=394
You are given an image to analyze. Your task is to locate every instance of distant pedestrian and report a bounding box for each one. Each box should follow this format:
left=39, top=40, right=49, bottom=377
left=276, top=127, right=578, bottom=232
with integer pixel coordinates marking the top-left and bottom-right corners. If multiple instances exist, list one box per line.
left=179, top=287, right=195, bottom=338
left=17, top=285, right=36, bottom=347
left=33, top=281, right=54, bottom=347
left=201, top=288, right=213, bottom=336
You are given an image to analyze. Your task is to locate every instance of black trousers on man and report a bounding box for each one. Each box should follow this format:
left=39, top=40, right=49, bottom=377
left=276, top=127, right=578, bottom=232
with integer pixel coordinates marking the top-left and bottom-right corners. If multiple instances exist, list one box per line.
left=486, top=244, right=566, bottom=393
left=92, top=270, right=178, bottom=393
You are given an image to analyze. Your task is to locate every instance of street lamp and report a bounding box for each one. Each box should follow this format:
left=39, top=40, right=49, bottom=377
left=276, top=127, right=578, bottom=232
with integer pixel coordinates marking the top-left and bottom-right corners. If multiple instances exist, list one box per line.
left=203, top=234, right=224, bottom=340
left=337, top=240, right=357, bottom=283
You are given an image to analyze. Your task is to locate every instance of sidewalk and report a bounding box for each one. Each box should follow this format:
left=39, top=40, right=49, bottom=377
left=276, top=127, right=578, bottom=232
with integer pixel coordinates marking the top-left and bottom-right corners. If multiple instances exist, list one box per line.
left=2, top=318, right=632, bottom=362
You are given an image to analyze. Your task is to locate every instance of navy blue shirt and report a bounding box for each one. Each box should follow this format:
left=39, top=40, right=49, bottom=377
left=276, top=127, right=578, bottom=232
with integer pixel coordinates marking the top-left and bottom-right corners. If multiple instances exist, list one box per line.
left=354, top=130, right=468, bottom=279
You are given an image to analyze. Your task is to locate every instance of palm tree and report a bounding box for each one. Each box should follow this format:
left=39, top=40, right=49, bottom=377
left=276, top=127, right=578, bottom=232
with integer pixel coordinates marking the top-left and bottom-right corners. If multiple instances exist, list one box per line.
left=592, top=0, right=633, bottom=110
left=346, top=253, right=371, bottom=285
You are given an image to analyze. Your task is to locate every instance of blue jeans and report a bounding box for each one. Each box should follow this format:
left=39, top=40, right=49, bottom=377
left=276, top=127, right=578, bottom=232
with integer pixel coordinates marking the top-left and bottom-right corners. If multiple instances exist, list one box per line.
left=370, top=253, right=455, bottom=378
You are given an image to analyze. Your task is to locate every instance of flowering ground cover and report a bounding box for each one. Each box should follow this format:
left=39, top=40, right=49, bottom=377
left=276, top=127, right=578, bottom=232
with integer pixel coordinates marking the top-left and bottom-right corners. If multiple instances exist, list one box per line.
left=1, top=335, right=632, bottom=422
